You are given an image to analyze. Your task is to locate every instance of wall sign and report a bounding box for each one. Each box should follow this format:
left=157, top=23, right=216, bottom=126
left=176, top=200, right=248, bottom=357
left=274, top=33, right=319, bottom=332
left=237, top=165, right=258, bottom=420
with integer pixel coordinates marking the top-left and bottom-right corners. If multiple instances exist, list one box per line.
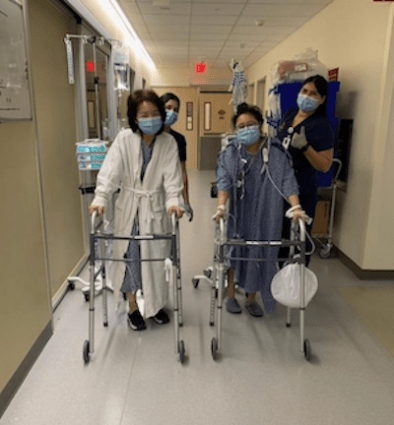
left=204, top=102, right=211, bottom=131
left=0, top=0, right=32, bottom=121
left=186, top=101, right=193, bottom=131
left=328, top=68, right=339, bottom=81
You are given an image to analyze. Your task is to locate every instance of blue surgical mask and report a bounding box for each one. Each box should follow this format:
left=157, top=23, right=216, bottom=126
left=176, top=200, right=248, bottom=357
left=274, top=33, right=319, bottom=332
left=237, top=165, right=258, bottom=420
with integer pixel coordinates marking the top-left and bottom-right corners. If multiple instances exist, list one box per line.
left=165, top=110, right=178, bottom=126
left=236, top=126, right=261, bottom=146
left=138, top=117, right=163, bottom=135
left=297, top=94, right=319, bottom=112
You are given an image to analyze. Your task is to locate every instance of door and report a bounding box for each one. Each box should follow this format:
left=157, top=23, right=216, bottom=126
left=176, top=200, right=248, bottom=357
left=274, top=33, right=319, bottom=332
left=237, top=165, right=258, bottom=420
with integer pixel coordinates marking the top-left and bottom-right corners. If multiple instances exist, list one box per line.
left=199, top=92, right=232, bottom=169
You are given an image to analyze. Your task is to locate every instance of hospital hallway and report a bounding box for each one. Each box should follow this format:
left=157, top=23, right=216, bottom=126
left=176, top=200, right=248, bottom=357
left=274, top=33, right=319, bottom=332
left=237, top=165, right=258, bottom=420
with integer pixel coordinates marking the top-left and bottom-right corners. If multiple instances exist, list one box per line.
left=2, top=169, right=394, bottom=425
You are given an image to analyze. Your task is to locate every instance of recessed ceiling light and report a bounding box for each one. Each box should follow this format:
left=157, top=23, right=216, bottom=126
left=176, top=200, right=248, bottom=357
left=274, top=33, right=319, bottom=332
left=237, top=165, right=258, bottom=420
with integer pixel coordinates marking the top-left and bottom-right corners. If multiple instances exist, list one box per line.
left=255, top=19, right=264, bottom=27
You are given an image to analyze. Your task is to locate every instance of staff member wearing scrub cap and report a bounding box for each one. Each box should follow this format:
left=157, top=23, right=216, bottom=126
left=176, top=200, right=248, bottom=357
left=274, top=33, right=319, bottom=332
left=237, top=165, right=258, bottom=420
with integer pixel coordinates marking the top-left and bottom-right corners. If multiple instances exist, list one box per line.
left=160, top=92, right=193, bottom=221
left=89, top=89, right=184, bottom=331
left=277, top=75, right=333, bottom=265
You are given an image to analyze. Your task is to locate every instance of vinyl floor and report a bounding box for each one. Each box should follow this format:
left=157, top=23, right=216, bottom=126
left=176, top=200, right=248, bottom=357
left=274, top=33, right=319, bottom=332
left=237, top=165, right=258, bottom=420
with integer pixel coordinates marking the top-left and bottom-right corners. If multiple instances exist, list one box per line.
left=2, top=170, right=394, bottom=425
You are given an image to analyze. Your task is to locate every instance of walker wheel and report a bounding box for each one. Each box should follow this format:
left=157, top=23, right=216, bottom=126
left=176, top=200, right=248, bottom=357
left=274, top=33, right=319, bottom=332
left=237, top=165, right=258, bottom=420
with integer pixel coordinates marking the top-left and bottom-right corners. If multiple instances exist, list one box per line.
left=204, top=268, right=212, bottom=279
left=211, top=337, right=219, bottom=360
left=192, top=278, right=199, bottom=288
left=304, top=339, right=311, bottom=361
left=104, top=322, right=108, bottom=327
left=178, top=340, right=186, bottom=364
left=319, top=246, right=331, bottom=259
left=83, top=340, right=90, bottom=364
left=83, top=291, right=90, bottom=302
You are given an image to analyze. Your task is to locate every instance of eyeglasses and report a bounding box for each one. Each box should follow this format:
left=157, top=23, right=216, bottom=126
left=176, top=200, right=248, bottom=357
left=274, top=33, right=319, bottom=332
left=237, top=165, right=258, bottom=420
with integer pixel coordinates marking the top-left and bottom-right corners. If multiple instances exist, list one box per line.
left=235, top=121, right=259, bottom=131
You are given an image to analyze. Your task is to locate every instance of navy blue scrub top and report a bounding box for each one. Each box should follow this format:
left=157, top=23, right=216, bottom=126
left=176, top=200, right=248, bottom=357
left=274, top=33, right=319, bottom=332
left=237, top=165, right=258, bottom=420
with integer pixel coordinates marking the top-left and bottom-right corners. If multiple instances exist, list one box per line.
left=169, top=129, right=187, bottom=162
left=277, top=108, right=333, bottom=196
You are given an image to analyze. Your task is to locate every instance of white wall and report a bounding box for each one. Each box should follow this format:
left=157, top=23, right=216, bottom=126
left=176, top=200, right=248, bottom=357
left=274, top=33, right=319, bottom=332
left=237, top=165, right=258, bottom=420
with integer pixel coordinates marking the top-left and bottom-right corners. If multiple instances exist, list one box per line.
left=246, top=0, right=393, bottom=270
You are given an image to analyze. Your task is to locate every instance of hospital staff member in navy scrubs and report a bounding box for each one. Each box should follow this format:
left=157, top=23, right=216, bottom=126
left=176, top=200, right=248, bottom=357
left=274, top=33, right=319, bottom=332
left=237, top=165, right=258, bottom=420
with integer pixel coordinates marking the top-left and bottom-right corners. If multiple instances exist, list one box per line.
left=160, top=92, right=193, bottom=221
left=277, top=75, right=333, bottom=265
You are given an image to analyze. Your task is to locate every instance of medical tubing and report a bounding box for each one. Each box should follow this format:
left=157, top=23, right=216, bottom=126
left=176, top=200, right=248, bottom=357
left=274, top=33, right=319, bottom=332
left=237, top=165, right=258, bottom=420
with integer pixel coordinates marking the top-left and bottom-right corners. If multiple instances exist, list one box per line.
left=265, top=162, right=315, bottom=256
left=219, top=139, right=315, bottom=254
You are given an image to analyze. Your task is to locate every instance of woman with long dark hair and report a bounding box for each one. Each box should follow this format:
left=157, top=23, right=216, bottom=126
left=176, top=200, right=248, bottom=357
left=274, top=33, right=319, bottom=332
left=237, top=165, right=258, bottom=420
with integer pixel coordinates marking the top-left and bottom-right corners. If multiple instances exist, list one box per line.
left=277, top=75, right=334, bottom=265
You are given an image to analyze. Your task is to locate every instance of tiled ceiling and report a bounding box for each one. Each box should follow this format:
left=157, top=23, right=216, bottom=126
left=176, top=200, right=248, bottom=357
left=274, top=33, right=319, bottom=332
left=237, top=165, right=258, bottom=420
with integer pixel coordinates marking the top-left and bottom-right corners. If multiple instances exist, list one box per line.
left=118, top=0, right=334, bottom=70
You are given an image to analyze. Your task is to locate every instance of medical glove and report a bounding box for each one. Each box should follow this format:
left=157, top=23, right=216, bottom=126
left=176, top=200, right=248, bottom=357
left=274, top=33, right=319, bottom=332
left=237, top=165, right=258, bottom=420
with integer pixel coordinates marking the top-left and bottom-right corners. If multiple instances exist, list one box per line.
left=291, top=126, right=309, bottom=152
left=184, top=203, right=194, bottom=222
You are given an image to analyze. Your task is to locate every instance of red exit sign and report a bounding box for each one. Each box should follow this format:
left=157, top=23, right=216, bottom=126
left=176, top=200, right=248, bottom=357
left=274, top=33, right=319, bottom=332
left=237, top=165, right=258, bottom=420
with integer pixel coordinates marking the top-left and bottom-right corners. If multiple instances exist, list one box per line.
left=195, top=62, right=206, bottom=73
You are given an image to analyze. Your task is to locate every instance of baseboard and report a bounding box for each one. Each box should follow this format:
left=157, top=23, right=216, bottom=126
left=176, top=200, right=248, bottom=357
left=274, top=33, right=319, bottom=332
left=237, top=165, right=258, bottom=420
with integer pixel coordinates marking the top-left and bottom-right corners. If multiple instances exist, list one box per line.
left=0, top=321, right=53, bottom=418
left=335, top=247, right=394, bottom=280
left=52, top=254, right=88, bottom=311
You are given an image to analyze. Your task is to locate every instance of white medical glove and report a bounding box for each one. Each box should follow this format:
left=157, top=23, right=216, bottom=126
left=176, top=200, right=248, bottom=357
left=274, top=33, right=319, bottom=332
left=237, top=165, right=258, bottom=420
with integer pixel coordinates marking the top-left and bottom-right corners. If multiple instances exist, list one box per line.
left=291, top=126, right=309, bottom=152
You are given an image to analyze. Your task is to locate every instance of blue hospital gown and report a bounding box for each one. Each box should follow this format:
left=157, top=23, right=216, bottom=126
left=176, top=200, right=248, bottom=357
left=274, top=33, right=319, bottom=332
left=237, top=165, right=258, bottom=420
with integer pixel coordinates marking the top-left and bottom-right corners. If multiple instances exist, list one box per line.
left=216, top=138, right=299, bottom=313
left=121, top=140, right=156, bottom=294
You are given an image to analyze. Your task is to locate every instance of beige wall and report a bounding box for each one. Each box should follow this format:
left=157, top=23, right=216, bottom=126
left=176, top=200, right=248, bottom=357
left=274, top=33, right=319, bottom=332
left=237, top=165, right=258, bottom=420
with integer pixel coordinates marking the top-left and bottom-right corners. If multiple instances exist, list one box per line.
left=246, top=0, right=393, bottom=270
left=0, top=121, right=51, bottom=395
left=153, top=87, right=199, bottom=169
left=29, top=0, right=84, bottom=298
left=364, top=6, right=394, bottom=269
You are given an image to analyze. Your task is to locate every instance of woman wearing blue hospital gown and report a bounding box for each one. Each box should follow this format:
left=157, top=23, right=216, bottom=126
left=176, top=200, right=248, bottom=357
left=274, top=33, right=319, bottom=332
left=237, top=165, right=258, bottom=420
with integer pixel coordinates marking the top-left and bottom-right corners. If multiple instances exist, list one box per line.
left=214, top=103, right=307, bottom=317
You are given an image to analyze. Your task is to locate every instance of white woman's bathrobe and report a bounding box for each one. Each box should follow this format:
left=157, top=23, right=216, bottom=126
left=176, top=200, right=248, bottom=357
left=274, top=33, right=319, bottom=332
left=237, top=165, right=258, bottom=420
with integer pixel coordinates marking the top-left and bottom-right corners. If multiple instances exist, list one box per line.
left=92, top=129, right=183, bottom=318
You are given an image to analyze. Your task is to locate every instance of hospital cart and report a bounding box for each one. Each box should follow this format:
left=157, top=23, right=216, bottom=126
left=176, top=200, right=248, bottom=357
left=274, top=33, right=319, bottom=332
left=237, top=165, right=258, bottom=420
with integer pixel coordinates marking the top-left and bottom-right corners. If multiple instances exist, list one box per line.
left=207, top=217, right=311, bottom=361
left=313, top=158, right=342, bottom=258
left=83, top=210, right=186, bottom=364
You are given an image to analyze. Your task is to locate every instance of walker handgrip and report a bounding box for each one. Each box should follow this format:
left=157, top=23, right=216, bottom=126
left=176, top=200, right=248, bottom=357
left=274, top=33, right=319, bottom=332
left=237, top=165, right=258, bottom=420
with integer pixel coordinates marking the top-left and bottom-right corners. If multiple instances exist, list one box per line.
left=91, top=210, right=98, bottom=234
left=332, top=158, right=342, bottom=182
left=298, top=218, right=306, bottom=243
left=218, top=217, right=226, bottom=244
left=171, top=211, right=178, bottom=234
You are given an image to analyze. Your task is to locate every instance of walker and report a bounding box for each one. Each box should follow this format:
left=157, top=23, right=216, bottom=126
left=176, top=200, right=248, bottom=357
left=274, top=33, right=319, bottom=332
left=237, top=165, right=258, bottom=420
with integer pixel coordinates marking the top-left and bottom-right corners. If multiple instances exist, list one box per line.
left=82, top=211, right=186, bottom=364
left=206, top=217, right=311, bottom=361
